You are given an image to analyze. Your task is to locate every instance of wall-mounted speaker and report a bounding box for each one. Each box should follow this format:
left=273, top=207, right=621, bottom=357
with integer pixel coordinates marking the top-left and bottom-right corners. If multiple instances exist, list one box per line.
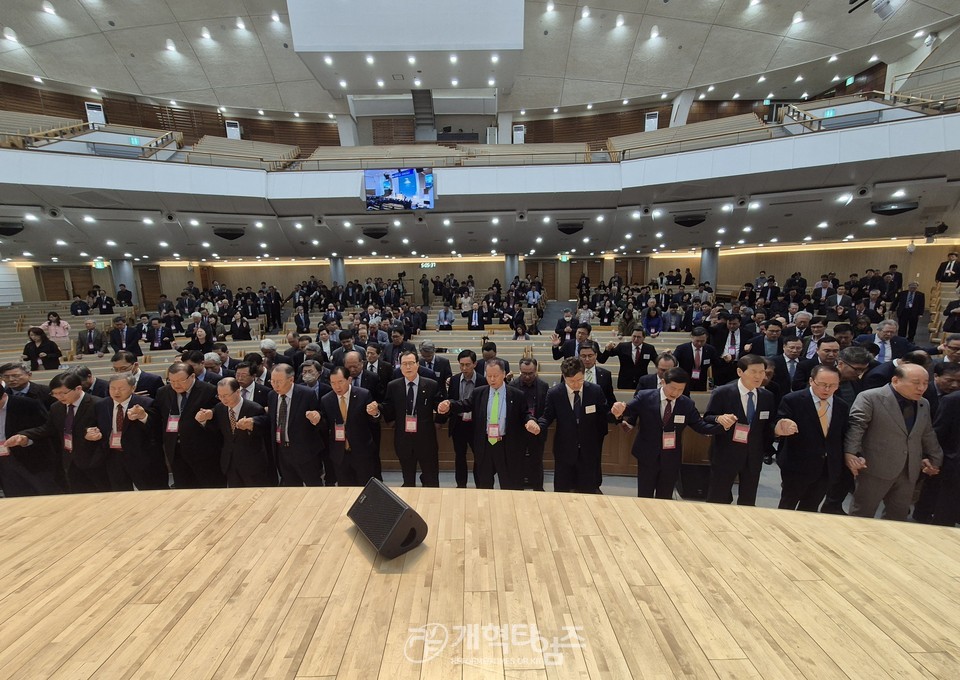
left=347, top=478, right=428, bottom=559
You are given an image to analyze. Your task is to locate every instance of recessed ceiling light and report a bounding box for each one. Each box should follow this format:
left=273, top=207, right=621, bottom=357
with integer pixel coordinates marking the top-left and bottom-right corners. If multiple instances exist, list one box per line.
left=451, top=78, right=458, bottom=87
left=698, top=93, right=706, bottom=100
left=377, top=79, right=384, bottom=87
left=869, top=55, right=879, bottom=63
left=766, top=92, right=775, bottom=99
left=402, top=238, right=409, bottom=244
left=393, top=219, right=402, bottom=227
left=339, top=80, right=347, bottom=88
left=542, top=216, right=551, bottom=223
left=166, top=38, right=176, bottom=51
left=201, top=241, right=210, bottom=248
left=328, top=113, right=335, bottom=119
left=743, top=226, right=752, bottom=233
left=795, top=74, right=803, bottom=82
left=142, top=217, right=154, bottom=225
left=42, top=1, right=56, bottom=14
left=83, top=215, right=95, bottom=223
left=449, top=54, right=458, bottom=64
left=536, top=236, right=543, bottom=243
left=324, top=56, right=333, bottom=65
left=293, top=112, right=300, bottom=117
left=596, top=215, right=604, bottom=222
left=845, top=234, right=855, bottom=240
left=722, top=203, right=733, bottom=212
left=652, top=209, right=663, bottom=218
left=892, top=189, right=906, bottom=198
left=343, top=221, right=352, bottom=227
left=491, top=54, right=499, bottom=63
left=331, top=252, right=337, bottom=257
left=661, top=93, right=668, bottom=99
left=218, top=106, right=225, bottom=113
left=158, top=241, right=168, bottom=247
left=357, top=238, right=365, bottom=245
left=311, top=239, right=319, bottom=245
left=832, top=75, right=841, bottom=82
left=650, top=25, right=659, bottom=39
left=55, top=239, right=66, bottom=246
left=792, top=11, right=803, bottom=23
left=748, top=202, right=760, bottom=210
left=491, top=217, right=500, bottom=225
left=622, top=99, right=629, bottom=105
left=443, top=218, right=451, bottom=226
left=546, top=1, right=555, bottom=10
left=414, top=78, right=422, bottom=87
left=260, top=242, right=267, bottom=248
left=271, top=11, right=280, bottom=21
left=447, top=237, right=454, bottom=244
left=655, top=231, right=663, bottom=238
left=294, top=222, right=303, bottom=229
left=412, top=250, right=418, bottom=255
left=829, top=55, right=838, bottom=63
left=236, top=17, right=245, bottom=30
left=3, top=28, right=19, bottom=42
left=488, top=78, right=495, bottom=87
left=79, top=251, right=88, bottom=257
left=625, top=233, right=632, bottom=240
left=707, top=85, right=715, bottom=92
left=582, top=237, right=590, bottom=243
left=750, top=0, right=760, bottom=5
left=616, top=14, right=624, bottom=27
left=586, top=103, right=593, bottom=109
left=24, top=213, right=38, bottom=221
left=189, top=219, right=199, bottom=226
left=818, top=221, right=829, bottom=228
left=519, top=109, right=525, bottom=115
left=630, top=211, right=641, bottom=219
left=660, top=243, right=666, bottom=248
left=757, top=75, right=766, bottom=83
left=33, top=76, right=43, bottom=83
left=717, top=227, right=727, bottom=234
left=366, top=55, right=374, bottom=64
left=255, top=221, right=264, bottom=228
left=22, top=252, right=31, bottom=257
left=90, top=87, right=98, bottom=94
left=715, top=241, right=722, bottom=246
left=201, top=27, right=211, bottom=39
left=169, top=100, right=178, bottom=106
left=838, top=193, right=853, bottom=204
left=801, top=92, right=809, bottom=99
left=407, top=55, right=416, bottom=64
left=737, top=239, right=746, bottom=244
left=553, top=107, right=559, bottom=113
left=865, top=218, right=877, bottom=226
left=770, top=237, right=778, bottom=243
left=258, top=109, right=264, bottom=115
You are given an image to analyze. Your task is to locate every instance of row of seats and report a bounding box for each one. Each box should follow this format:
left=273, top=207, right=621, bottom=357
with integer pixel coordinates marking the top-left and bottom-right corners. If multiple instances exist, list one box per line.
left=606, top=113, right=771, bottom=160
left=189, top=136, right=300, bottom=170
left=0, top=110, right=85, bottom=149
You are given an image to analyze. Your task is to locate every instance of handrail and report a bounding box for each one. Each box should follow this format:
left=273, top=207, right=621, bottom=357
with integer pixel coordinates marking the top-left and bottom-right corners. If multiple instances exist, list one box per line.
left=894, top=59, right=960, bottom=83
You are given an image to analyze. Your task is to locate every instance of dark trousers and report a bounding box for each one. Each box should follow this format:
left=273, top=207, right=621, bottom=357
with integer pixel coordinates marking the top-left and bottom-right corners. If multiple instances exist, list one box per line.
left=707, top=450, right=763, bottom=506
left=778, top=460, right=829, bottom=511
left=476, top=439, right=522, bottom=490
left=395, top=437, right=440, bottom=487
left=898, top=314, right=920, bottom=342
left=171, top=445, right=227, bottom=489
left=226, top=464, right=276, bottom=488
left=915, top=459, right=960, bottom=526
left=821, top=467, right=854, bottom=514
left=452, top=426, right=476, bottom=488
left=66, top=462, right=111, bottom=494
left=520, top=430, right=545, bottom=491
left=636, top=450, right=682, bottom=499
left=554, top=447, right=601, bottom=494
left=0, top=456, right=61, bottom=497
left=333, top=450, right=379, bottom=487
left=278, top=452, right=324, bottom=487
left=107, top=451, right=169, bottom=491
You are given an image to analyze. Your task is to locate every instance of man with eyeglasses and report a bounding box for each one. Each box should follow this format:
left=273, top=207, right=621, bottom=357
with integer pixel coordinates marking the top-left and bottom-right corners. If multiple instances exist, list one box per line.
left=773, top=365, right=849, bottom=512
left=935, top=333, right=960, bottom=365
left=792, top=335, right=840, bottom=391
left=111, top=351, right=164, bottom=398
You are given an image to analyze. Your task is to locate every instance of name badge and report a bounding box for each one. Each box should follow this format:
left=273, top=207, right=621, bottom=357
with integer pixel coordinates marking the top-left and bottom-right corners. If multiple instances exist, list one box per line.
left=335, top=424, right=346, bottom=441
left=0, top=445, right=9, bottom=456
left=63, top=434, right=74, bottom=452
left=674, top=415, right=686, bottom=424
left=88, top=343, right=95, bottom=350
left=703, top=359, right=711, bottom=365
left=110, top=432, right=123, bottom=450
left=462, top=412, right=473, bottom=422
left=166, top=416, right=180, bottom=433
left=691, top=370, right=701, bottom=380
left=405, top=415, right=418, bottom=433
left=733, top=423, right=750, bottom=444
left=585, top=404, right=596, bottom=414
left=487, top=423, right=501, bottom=439
left=759, top=411, right=770, bottom=420
left=662, top=432, right=677, bottom=450
left=643, top=354, right=651, bottom=360
left=276, top=429, right=283, bottom=443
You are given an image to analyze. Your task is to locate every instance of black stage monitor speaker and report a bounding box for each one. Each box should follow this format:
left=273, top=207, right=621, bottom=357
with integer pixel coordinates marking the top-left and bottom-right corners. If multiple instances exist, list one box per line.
left=348, top=478, right=428, bottom=559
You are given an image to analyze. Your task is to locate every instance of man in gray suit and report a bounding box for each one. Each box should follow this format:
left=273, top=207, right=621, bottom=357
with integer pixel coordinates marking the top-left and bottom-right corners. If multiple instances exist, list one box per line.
left=845, top=363, right=943, bottom=521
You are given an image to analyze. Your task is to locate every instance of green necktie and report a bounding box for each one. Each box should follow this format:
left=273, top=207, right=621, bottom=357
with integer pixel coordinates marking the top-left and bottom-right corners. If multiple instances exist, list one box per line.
left=488, top=389, right=500, bottom=444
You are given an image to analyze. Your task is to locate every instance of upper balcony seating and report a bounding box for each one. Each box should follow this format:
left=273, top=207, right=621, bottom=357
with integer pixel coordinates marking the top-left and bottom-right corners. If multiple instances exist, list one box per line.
left=607, top=113, right=770, bottom=160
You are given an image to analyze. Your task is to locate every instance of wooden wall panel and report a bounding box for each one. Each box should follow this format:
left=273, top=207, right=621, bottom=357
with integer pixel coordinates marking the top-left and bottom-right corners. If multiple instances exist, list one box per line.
left=687, top=100, right=771, bottom=124
left=372, top=118, right=416, bottom=145
left=67, top=268, right=95, bottom=298
left=522, top=105, right=672, bottom=148
left=813, top=63, right=888, bottom=100
left=540, top=260, right=556, bottom=299
left=137, top=266, right=163, bottom=311
left=38, top=268, right=68, bottom=300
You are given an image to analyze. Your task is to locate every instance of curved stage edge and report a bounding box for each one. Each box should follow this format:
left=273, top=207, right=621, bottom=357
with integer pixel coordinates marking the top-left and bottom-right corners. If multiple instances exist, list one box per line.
left=0, top=487, right=958, bottom=679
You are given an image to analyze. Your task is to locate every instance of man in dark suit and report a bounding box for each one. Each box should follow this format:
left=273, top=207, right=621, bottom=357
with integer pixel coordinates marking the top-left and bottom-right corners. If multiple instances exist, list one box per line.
left=0, top=392, right=60, bottom=496
left=235, top=363, right=272, bottom=406
left=376, top=350, right=443, bottom=487
left=93, top=290, right=115, bottom=315
left=598, top=328, right=657, bottom=389
left=213, top=343, right=241, bottom=372
left=6, top=371, right=109, bottom=493
left=109, top=316, right=142, bottom=357
left=269, top=363, right=325, bottom=486
left=769, top=336, right=804, bottom=397
left=364, top=343, right=395, bottom=388
left=145, top=318, right=174, bottom=352
left=319, top=366, right=381, bottom=486
left=536, top=357, right=609, bottom=493
left=773, top=365, right=849, bottom=511
left=439, top=358, right=537, bottom=490
left=745, top=319, right=785, bottom=358
left=510, top=357, right=549, bottom=491
left=711, top=313, right=749, bottom=386
left=613, top=368, right=732, bottom=499
left=462, top=302, right=485, bottom=331
left=75, top=366, right=110, bottom=398
left=551, top=323, right=593, bottom=361
left=792, top=335, right=840, bottom=391
left=155, top=362, right=225, bottom=489
left=296, top=359, right=332, bottom=401
left=917, top=389, right=960, bottom=525
left=634, top=352, right=678, bottom=392
left=672, top=327, right=718, bottom=393
left=381, top=327, right=416, bottom=368
left=90, top=372, right=168, bottom=491
left=578, top=342, right=615, bottom=417
left=76, top=318, right=108, bottom=358
left=446, top=350, right=487, bottom=488
left=855, top=319, right=931, bottom=363
left=0, top=362, right=53, bottom=410
left=292, top=305, right=311, bottom=335
left=554, top=309, right=579, bottom=342
left=936, top=252, right=959, bottom=284
left=890, top=281, right=925, bottom=342
left=110, top=351, right=164, bottom=398
left=704, top=355, right=777, bottom=505
left=477, top=342, right=511, bottom=379
left=418, top=341, right=452, bottom=395
left=195, top=377, right=275, bottom=487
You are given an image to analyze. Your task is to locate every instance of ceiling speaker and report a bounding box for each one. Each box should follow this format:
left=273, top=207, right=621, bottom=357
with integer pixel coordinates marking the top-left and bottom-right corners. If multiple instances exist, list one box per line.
left=557, top=221, right=583, bottom=235
left=674, top=214, right=706, bottom=228
left=0, top=222, right=24, bottom=237
left=871, top=201, right=918, bottom=216
left=213, top=226, right=245, bottom=240
left=363, top=226, right=389, bottom=240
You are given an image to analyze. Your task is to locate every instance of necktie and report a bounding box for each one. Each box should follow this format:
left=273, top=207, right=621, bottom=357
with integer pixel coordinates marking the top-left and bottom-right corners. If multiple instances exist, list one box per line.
left=662, top=399, right=673, bottom=429
left=488, top=390, right=500, bottom=444
left=634, top=346, right=642, bottom=366
left=368, top=363, right=375, bottom=373
left=573, top=390, right=582, bottom=424
left=473, top=313, right=477, bottom=326
left=746, top=391, right=756, bottom=423
left=727, top=331, right=737, bottom=358
left=407, top=381, right=415, bottom=415
left=788, top=359, right=796, bottom=378
left=339, top=394, right=348, bottom=422
left=116, top=403, right=124, bottom=435
left=585, top=370, right=594, bottom=383
left=65, top=403, right=75, bottom=437
left=908, top=292, right=914, bottom=307
left=229, top=406, right=237, bottom=433
left=87, top=330, right=93, bottom=346
left=878, top=342, right=886, bottom=362
left=817, top=399, right=829, bottom=437
left=278, top=394, right=288, bottom=445
left=694, top=347, right=701, bottom=370
left=178, top=392, right=186, bottom=415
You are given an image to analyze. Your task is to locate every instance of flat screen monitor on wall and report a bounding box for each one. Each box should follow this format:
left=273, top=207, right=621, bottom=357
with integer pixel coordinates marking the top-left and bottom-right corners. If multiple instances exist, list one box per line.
left=364, top=168, right=434, bottom=211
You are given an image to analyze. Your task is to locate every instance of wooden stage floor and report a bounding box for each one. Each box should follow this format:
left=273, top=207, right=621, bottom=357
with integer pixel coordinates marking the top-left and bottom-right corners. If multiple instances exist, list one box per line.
left=0, top=487, right=959, bottom=679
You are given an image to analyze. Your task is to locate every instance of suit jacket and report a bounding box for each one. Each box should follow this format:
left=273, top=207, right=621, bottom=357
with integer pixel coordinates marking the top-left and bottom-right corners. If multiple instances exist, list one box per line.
left=239, top=381, right=272, bottom=407
left=210, top=400, right=272, bottom=478
left=934, top=391, right=960, bottom=462
left=746, top=333, right=784, bottom=358
left=672, top=342, right=718, bottom=392
left=704, top=383, right=776, bottom=468
left=133, top=371, right=164, bottom=399
left=446, top=372, right=488, bottom=438
left=145, top=326, right=174, bottom=351
left=508, top=377, right=549, bottom=419
left=861, top=361, right=939, bottom=412
left=268, top=384, right=324, bottom=465
left=94, top=394, right=166, bottom=486
left=711, top=328, right=749, bottom=385
left=446, top=384, right=533, bottom=461
left=19, top=393, right=105, bottom=470
left=844, top=386, right=943, bottom=482
left=935, top=260, right=960, bottom=284
left=621, top=388, right=722, bottom=459
left=462, top=309, right=485, bottom=331
left=155, top=380, right=222, bottom=465
left=1, top=394, right=58, bottom=485
left=16, top=382, right=53, bottom=410
left=587, top=366, right=616, bottom=418
left=791, top=357, right=827, bottom=392
left=352, top=370, right=382, bottom=402
left=853, top=334, right=928, bottom=361
left=537, top=382, right=608, bottom=464
left=597, top=341, right=657, bottom=389
left=635, top=374, right=661, bottom=391
left=109, top=327, right=142, bottom=356
left=891, top=290, right=925, bottom=318
left=365, top=360, right=394, bottom=388
left=87, top=378, right=110, bottom=399
left=381, top=376, right=443, bottom=452
left=381, top=341, right=416, bottom=368
left=76, top=328, right=109, bottom=355
left=293, top=313, right=311, bottom=334
left=552, top=339, right=588, bottom=361
left=775, top=389, right=849, bottom=478
left=319, top=386, right=378, bottom=464
left=420, top=356, right=453, bottom=395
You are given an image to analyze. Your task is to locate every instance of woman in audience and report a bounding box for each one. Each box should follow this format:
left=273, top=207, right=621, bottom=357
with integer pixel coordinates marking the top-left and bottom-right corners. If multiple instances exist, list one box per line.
left=21, top=326, right=62, bottom=371
left=230, top=311, right=252, bottom=340
left=40, top=311, right=71, bottom=340
left=616, top=303, right=636, bottom=336
left=173, top=326, right=214, bottom=354
left=512, top=322, right=531, bottom=341
left=208, top=314, right=228, bottom=340
left=641, top=307, right=663, bottom=338
left=854, top=314, right=873, bottom=336
left=598, top=300, right=616, bottom=325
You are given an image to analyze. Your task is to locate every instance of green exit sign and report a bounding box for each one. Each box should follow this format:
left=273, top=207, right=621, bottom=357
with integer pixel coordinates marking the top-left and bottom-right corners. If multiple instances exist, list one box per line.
left=559, top=255, right=569, bottom=263
left=129, top=136, right=140, bottom=146
left=93, top=260, right=106, bottom=269
left=845, top=76, right=855, bottom=86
